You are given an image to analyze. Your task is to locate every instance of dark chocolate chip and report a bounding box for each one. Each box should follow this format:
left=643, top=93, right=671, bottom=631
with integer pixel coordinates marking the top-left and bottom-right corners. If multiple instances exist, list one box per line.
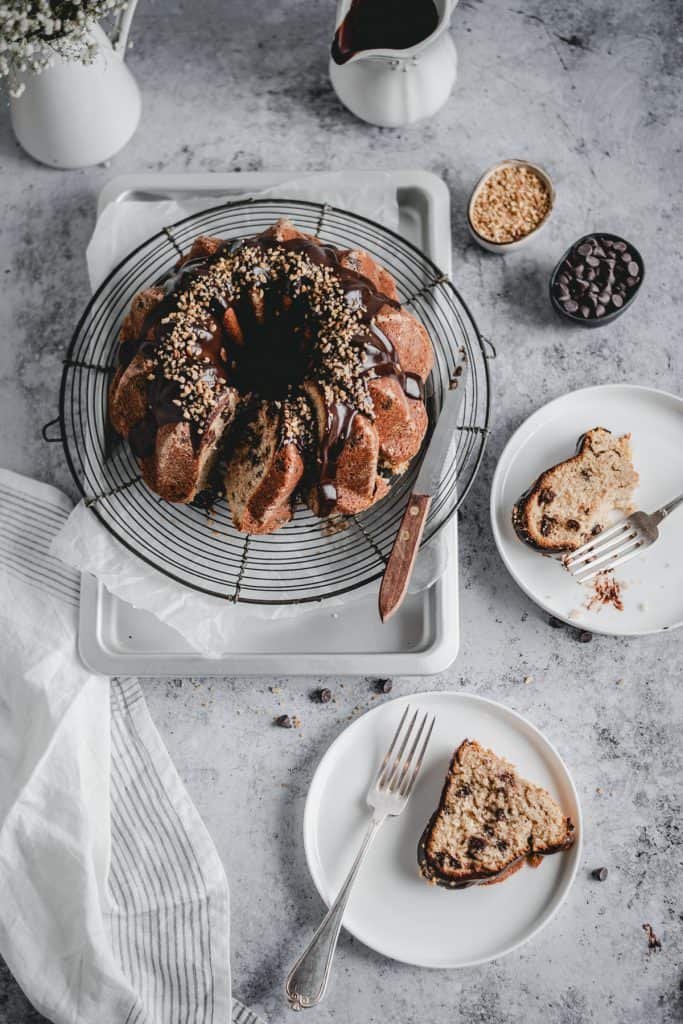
left=596, top=304, right=606, bottom=317
left=548, top=616, right=564, bottom=629
left=627, top=261, right=639, bottom=276
left=316, top=687, right=332, bottom=703
left=444, top=853, right=462, bottom=869
left=376, top=678, right=393, bottom=693
left=592, top=866, right=608, bottom=881
left=591, top=524, right=603, bottom=535
left=538, top=487, right=555, bottom=505
left=577, top=243, right=592, bottom=257
left=613, top=240, right=627, bottom=252
left=611, top=293, right=623, bottom=308
left=540, top=514, right=556, bottom=537
left=563, top=299, right=579, bottom=313
left=586, top=255, right=600, bottom=268
left=493, top=807, right=506, bottom=820
left=275, top=714, right=293, bottom=729
left=626, top=276, right=638, bottom=287
left=566, top=519, right=580, bottom=530
left=580, top=305, right=590, bottom=318
left=577, top=630, right=592, bottom=643
left=467, top=836, right=486, bottom=856
left=621, top=251, right=632, bottom=263
left=497, top=839, right=509, bottom=852
left=455, top=784, right=472, bottom=798
left=574, top=263, right=585, bottom=279
left=484, top=825, right=495, bottom=837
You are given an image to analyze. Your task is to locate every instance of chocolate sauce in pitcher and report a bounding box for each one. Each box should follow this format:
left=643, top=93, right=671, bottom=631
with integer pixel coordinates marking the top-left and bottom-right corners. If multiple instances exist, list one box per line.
left=331, top=0, right=440, bottom=65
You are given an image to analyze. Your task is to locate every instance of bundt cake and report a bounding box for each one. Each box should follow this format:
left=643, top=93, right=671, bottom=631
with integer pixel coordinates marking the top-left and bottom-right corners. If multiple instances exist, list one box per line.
left=109, top=219, right=433, bottom=533
left=418, top=740, right=575, bottom=889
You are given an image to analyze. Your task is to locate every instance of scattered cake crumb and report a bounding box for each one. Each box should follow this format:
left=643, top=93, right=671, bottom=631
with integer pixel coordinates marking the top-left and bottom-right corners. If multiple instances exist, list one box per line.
left=642, top=923, right=662, bottom=952
left=585, top=571, right=624, bottom=612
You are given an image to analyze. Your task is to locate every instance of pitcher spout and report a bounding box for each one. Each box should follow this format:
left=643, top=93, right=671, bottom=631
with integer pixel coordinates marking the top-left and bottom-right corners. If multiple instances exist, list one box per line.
left=331, top=0, right=457, bottom=66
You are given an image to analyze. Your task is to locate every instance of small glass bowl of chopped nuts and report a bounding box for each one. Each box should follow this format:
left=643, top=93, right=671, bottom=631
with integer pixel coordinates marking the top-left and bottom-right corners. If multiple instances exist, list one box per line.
left=467, top=159, right=555, bottom=253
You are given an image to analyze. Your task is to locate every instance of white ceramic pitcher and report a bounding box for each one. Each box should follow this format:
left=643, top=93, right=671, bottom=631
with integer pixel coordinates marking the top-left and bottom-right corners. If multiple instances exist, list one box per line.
left=9, top=20, right=141, bottom=169
left=329, top=0, right=458, bottom=127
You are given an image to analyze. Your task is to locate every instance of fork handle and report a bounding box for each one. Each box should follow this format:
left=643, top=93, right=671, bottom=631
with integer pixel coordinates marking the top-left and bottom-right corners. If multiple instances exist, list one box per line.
left=285, top=814, right=385, bottom=1010
left=660, top=493, right=683, bottom=519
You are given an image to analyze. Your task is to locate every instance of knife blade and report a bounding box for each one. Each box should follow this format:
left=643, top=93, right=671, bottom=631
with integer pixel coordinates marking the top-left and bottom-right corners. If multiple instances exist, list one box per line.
left=379, top=365, right=468, bottom=622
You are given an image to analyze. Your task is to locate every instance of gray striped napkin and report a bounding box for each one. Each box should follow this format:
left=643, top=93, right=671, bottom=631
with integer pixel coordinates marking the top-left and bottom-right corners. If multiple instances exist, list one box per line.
left=0, top=468, right=263, bottom=1024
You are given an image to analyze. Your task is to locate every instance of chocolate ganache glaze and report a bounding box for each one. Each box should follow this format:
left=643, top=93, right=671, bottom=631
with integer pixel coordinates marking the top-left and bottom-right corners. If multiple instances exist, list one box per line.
left=331, top=0, right=439, bottom=65
left=116, top=229, right=424, bottom=513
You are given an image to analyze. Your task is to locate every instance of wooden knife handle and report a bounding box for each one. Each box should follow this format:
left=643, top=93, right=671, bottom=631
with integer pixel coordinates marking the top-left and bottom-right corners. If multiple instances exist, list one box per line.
left=379, top=493, right=432, bottom=623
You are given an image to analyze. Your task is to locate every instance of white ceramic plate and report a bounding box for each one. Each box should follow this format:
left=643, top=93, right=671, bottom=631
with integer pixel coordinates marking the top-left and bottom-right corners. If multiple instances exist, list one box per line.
left=491, top=384, right=683, bottom=636
left=303, top=692, right=581, bottom=968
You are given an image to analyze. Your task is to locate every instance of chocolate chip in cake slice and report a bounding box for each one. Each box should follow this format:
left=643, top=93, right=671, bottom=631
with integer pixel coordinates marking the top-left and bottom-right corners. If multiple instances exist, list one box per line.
left=540, top=514, right=556, bottom=537
left=467, top=836, right=486, bottom=857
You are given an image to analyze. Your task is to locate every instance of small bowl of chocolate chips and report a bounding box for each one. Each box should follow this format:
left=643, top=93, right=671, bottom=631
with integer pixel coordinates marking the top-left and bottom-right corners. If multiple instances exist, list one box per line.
left=550, top=232, right=644, bottom=327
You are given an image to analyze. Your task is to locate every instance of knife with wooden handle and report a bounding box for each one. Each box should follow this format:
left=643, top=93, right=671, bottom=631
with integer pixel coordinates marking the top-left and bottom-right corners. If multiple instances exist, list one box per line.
left=379, top=367, right=468, bottom=622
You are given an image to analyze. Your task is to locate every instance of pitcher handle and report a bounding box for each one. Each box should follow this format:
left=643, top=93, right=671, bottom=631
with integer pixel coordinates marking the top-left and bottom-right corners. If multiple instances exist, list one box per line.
left=112, top=0, right=139, bottom=58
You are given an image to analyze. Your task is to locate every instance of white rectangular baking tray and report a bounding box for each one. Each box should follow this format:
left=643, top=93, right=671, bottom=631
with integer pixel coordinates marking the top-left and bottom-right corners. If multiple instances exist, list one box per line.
left=78, top=169, right=459, bottom=676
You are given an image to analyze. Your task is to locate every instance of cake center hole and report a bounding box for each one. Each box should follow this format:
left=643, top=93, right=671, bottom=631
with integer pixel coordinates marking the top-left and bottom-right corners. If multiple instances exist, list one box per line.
left=228, top=292, right=314, bottom=400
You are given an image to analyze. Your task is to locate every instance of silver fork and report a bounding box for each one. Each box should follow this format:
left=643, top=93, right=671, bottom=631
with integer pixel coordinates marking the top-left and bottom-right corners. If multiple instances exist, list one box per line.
left=565, top=493, right=683, bottom=582
left=285, top=705, right=435, bottom=1011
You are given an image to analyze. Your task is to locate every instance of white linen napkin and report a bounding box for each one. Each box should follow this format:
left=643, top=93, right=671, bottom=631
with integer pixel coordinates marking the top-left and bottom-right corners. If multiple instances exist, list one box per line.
left=52, top=172, right=448, bottom=657
left=0, top=467, right=262, bottom=1024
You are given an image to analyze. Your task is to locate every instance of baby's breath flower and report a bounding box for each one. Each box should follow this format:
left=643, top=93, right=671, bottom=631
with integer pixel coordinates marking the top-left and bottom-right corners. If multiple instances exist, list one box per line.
left=0, top=1, right=128, bottom=95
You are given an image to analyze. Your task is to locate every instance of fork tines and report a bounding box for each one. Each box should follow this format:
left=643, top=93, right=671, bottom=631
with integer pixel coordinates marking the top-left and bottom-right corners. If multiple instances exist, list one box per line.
left=376, top=706, right=435, bottom=799
left=565, top=518, right=644, bottom=582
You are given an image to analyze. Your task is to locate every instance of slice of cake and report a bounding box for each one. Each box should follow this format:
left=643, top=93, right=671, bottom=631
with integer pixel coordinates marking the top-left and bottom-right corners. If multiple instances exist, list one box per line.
left=418, top=740, right=575, bottom=889
left=512, top=427, right=638, bottom=553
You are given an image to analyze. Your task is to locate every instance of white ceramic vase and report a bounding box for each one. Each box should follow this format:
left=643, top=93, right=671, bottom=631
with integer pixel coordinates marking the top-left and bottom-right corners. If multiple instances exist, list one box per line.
left=329, top=0, right=458, bottom=128
left=9, top=21, right=141, bottom=169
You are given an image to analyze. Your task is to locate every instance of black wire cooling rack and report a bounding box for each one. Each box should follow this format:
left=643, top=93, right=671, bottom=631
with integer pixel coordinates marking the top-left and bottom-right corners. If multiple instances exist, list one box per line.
left=51, top=198, right=492, bottom=604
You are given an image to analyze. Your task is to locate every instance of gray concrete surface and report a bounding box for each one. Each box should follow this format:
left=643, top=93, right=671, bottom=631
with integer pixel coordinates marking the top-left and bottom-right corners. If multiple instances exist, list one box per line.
left=0, top=0, right=681, bottom=1021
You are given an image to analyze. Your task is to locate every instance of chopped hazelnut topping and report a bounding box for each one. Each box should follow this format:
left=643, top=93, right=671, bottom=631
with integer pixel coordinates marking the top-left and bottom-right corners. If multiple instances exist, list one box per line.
left=471, top=164, right=551, bottom=244
left=145, top=240, right=377, bottom=433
